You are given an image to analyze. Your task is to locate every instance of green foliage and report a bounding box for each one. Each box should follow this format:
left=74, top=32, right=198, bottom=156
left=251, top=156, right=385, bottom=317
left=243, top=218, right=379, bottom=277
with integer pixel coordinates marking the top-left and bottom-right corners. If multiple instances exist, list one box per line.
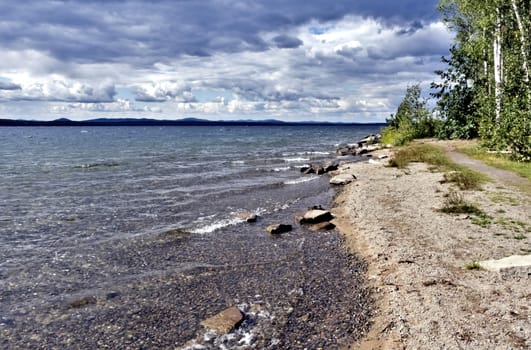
left=381, top=127, right=412, bottom=146
left=434, top=0, right=531, bottom=161
left=384, top=84, right=437, bottom=145
left=431, top=46, right=480, bottom=139
left=465, top=260, right=482, bottom=270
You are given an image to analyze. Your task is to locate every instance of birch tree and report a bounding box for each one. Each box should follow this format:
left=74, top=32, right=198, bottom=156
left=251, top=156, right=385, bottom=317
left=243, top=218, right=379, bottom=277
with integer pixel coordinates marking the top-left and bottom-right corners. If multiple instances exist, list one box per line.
left=434, top=0, right=530, bottom=160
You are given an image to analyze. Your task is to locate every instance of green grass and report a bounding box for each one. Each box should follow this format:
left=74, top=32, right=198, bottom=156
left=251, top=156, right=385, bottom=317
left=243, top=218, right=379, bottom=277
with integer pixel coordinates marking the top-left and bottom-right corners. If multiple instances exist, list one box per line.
left=389, top=143, right=451, bottom=169
left=389, top=143, right=489, bottom=190
left=494, top=218, right=529, bottom=232
left=441, top=170, right=488, bottom=190
left=471, top=215, right=492, bottom=228
left=439, top=191, right=482, bottom=214
left=464, top=260, right=482, bottom=270
left=439, top=191, right=492, bottom=227
left=458, top=144, right=531, bottom=181
left=488, top=192, right=520, bottom=206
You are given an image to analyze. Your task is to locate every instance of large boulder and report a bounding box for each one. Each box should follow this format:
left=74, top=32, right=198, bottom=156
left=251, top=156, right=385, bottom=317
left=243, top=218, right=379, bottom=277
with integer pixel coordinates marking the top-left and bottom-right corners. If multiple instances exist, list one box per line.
left=200, top=306, right=244, bottom=334
left=330, top=173, right=356, bottom=185
left=299, top=209, right=334, bottom=224
left=323, top=162, right=339, bottom=173
left=266, top=224, right=292, bottom=235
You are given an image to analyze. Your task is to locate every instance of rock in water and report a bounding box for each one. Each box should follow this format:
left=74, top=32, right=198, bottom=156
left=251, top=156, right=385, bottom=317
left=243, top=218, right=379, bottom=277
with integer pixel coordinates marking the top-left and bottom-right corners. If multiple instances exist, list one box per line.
left=200, top=306, right=244, bottom=334
left=300, top=165, right=312, bottom=173
left=330, top=173, right=356, bottom=185
left=238, top=212, right=258, bottom=222
left=300, top=209, right=334, bottom=224
left=323, top=162, right=339, bottom=173
left=266, top=224, right=292, bottom=235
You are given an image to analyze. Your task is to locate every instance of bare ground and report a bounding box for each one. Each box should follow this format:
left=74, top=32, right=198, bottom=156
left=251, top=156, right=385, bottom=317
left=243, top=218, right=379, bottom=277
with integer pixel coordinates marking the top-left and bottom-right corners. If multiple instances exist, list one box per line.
left=333, top=143, right=531, bottom=350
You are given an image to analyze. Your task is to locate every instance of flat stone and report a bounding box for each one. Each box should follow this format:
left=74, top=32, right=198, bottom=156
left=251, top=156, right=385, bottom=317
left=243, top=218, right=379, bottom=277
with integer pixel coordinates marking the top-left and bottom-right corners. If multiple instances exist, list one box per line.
left=479, top=255, right=531, bottom=278
left=309, top=221, right=336, bottom=231
left=301, top=209, right=334, bottom=224
left=330, top=173, right=356, bottom=185
left=200, top=306, right=244, bottom=334
left=238, top=213, right=258, bottom=222
left=266, top=224, right=292, bottom=235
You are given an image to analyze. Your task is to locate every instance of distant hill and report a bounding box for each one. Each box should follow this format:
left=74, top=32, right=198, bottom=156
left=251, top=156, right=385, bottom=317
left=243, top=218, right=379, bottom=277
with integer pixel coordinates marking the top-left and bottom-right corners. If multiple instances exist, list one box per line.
left=0, top=117, right=386, bottom=127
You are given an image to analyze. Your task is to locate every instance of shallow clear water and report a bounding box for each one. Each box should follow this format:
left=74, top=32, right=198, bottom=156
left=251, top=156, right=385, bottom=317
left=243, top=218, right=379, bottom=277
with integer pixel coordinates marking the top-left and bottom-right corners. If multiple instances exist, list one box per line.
left=0, top=125, right=379, bottom=348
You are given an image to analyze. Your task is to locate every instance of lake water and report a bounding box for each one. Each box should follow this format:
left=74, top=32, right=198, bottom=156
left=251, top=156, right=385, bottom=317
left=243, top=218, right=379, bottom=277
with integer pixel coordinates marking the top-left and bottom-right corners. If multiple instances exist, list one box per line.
left=0, top=125, right=380, bottom=348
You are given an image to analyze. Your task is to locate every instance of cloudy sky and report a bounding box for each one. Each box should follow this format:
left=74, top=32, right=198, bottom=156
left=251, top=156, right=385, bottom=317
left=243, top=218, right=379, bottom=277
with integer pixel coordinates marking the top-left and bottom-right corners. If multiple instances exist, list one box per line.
left=0, top=0, right=451, bottom=122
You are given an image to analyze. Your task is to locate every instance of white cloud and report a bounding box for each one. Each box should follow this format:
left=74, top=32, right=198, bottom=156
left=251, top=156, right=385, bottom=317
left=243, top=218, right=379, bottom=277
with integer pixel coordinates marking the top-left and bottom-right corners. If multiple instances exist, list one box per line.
left=0, top=13, right=450, bottom=122
left=0, top=76, right=115, bottom=102
left=134, top=81, right=196, bottom=102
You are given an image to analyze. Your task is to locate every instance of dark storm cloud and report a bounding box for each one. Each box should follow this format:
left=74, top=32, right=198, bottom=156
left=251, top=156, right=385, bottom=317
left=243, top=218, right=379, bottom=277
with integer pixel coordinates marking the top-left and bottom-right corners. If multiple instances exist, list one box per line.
left=0, top=0, right=440, bottom=64
left=0, top=81, right=21, bottom=90
left=273, top=35, right=303, bottom=49
left=396, top=21, right=425, bottom=35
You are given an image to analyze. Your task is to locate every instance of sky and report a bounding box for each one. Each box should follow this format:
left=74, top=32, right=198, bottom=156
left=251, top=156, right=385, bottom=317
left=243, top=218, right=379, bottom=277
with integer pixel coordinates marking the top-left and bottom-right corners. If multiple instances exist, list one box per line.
left=0, top=0, right=452, bottom=122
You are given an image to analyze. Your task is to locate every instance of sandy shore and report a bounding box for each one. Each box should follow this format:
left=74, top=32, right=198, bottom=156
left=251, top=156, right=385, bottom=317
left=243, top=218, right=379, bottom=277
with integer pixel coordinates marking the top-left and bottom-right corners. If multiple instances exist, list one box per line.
left=332, top=145, right=530, bottom=349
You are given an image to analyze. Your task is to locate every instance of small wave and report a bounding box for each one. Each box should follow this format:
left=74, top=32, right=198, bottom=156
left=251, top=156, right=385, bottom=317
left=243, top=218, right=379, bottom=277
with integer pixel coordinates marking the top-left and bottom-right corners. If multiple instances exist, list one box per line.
left=293, top=164, right=310, bottom=169
left=191, top=217, right=244, bottom=234
left=273, top=166, right=290, bottom=172
left=304, top=151, right=330, bottom=155
left=231, top=160, right=245, bottom=165
left=284, top=157, right=310, bottom=163
left=74, top=162, right=121, bottom=169
left=283, top=176, right=320, bottom=185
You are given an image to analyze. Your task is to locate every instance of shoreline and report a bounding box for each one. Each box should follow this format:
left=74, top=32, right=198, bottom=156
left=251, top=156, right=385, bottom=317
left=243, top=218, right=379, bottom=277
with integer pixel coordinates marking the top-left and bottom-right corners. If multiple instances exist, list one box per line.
left=332, top=144, right=530, bottom=349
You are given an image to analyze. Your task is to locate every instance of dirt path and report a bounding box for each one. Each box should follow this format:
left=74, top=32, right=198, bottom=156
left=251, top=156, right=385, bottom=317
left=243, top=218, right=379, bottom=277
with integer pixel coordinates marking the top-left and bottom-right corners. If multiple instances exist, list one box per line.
left=333, top=145, right=531, bottom=350
left=429, top=139, right=529, bottom=191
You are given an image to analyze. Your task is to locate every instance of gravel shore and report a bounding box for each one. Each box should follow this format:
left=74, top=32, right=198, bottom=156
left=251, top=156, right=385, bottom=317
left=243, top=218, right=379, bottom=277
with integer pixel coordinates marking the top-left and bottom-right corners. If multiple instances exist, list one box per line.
left=333, top=146, right=530, bottom=349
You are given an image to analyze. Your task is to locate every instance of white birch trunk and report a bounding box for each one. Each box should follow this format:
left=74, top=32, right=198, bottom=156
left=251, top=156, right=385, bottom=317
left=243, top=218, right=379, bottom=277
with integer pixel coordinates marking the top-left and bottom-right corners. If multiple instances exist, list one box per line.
left=493, top=5, right=502, bottom=120
left=511, top=0, right=530, bottom=84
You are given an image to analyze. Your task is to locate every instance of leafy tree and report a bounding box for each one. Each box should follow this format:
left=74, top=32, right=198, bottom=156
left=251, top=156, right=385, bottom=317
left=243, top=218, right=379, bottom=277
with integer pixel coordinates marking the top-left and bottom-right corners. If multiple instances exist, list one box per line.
left=383, top=84, right=436, bottom=145
left=431, top=45, right=480, bottom=139
left=434, top=0, right=530, bottom=161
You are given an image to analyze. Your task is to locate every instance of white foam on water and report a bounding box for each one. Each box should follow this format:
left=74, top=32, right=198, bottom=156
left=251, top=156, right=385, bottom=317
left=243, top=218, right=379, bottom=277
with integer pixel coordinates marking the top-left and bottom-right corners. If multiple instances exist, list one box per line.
left=273, top=166, right=290, bottom=172
left=192, top=218, right=243, bottom=234
left=191, top=208, right=265, bottom=234
left=283, top=176, right=320, bottom=185
left=283, top=157, right=310, bottom=163
left=299, top=151, right=330, bottom=155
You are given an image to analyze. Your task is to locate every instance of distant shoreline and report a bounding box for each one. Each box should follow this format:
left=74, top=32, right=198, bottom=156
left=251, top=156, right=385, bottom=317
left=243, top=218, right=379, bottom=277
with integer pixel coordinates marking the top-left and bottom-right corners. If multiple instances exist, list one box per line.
left=0, top=117, right=386, bottom=127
